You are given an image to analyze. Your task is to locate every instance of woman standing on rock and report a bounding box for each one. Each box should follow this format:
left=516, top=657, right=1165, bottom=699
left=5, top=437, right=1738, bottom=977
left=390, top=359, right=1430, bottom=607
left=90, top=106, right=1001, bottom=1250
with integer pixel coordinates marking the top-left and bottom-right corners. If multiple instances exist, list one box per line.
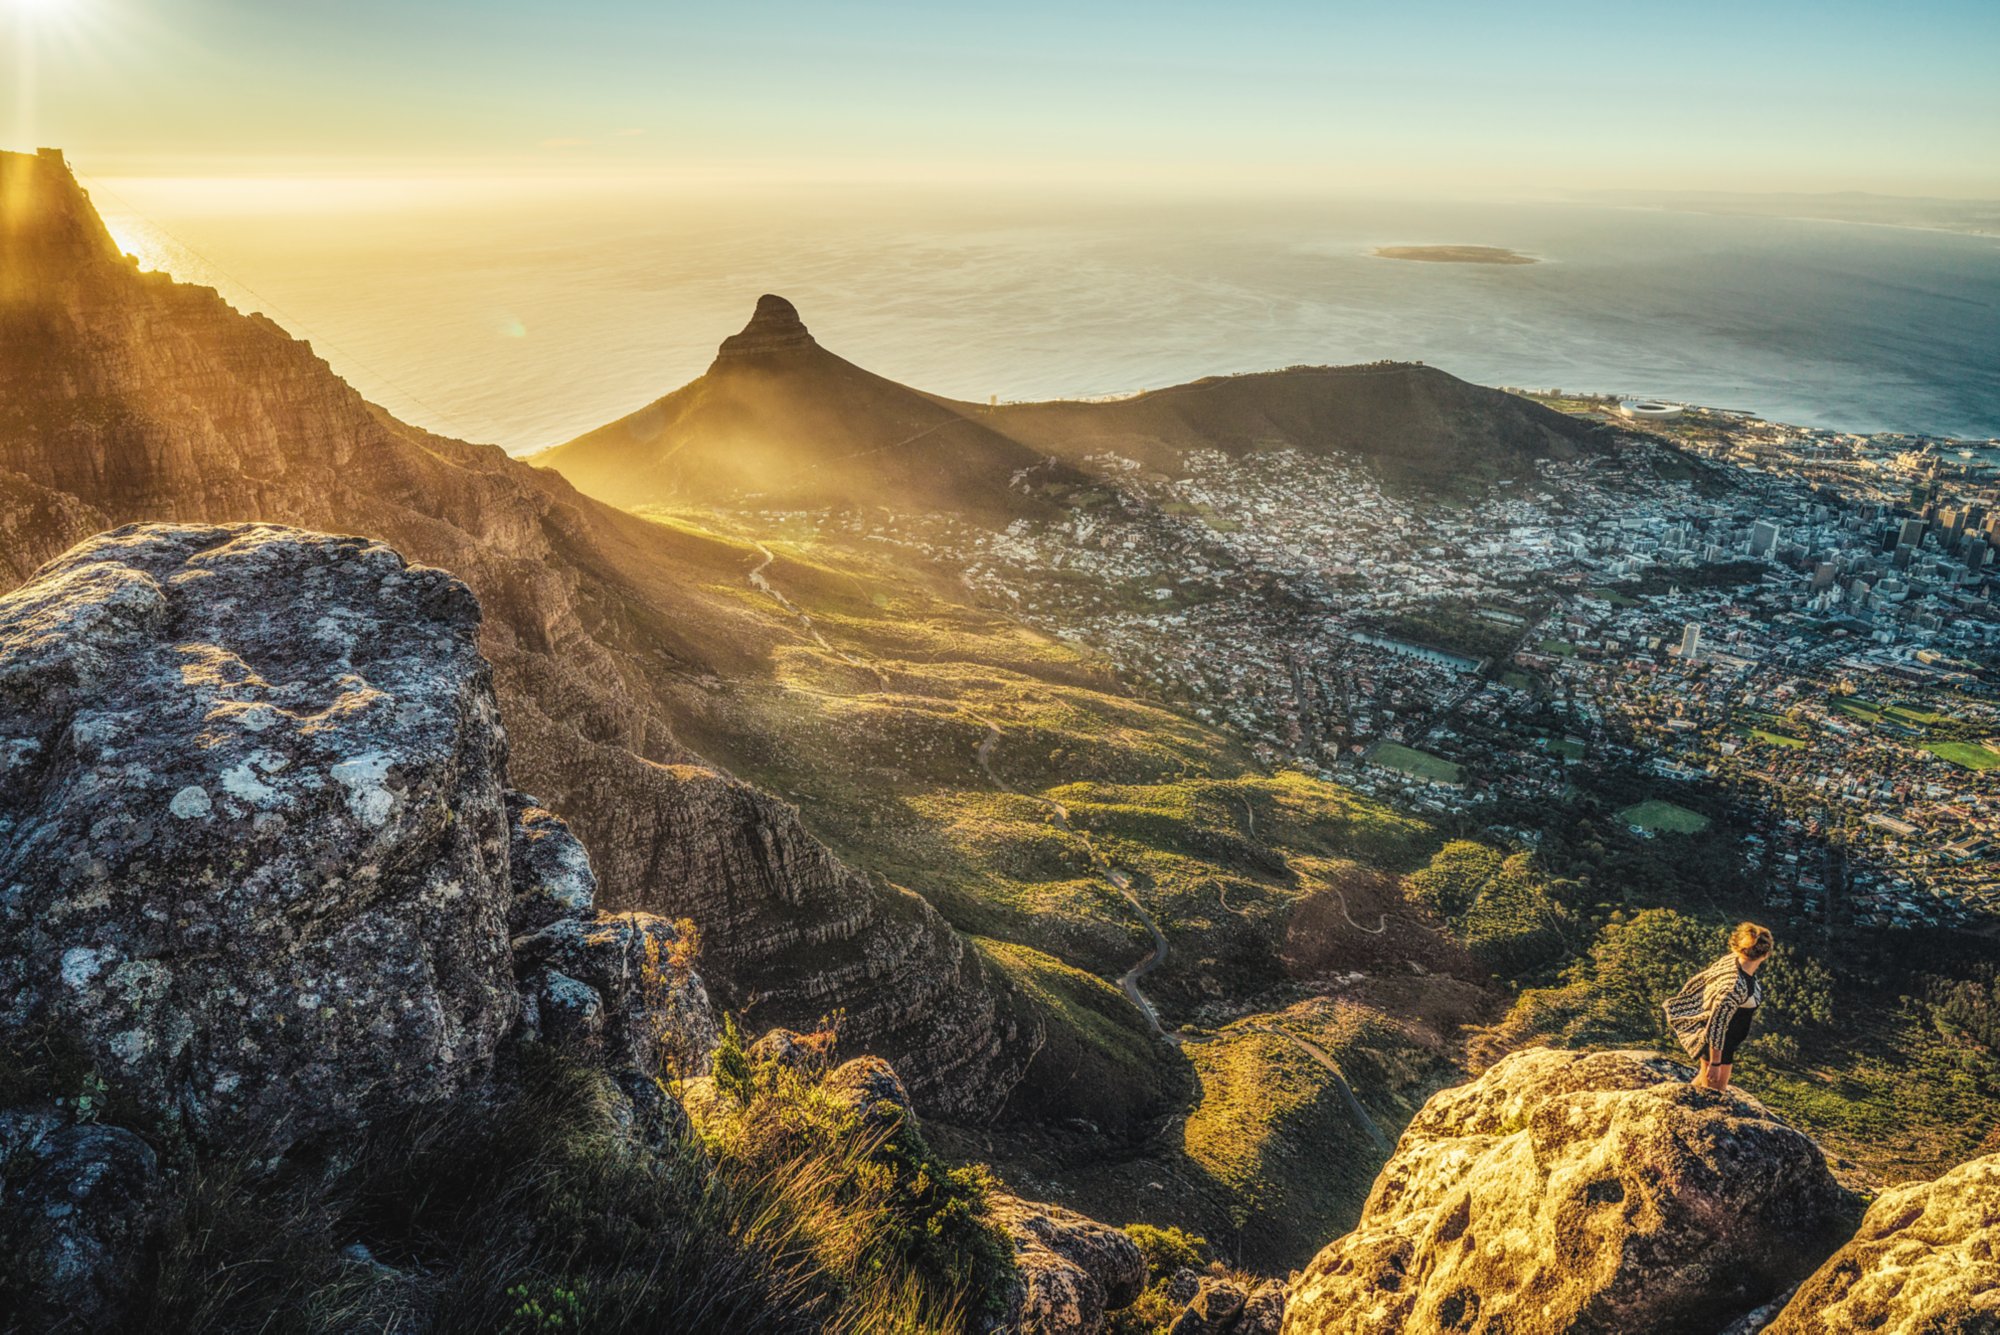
left=1665, top=922, right=1773, bottom=1094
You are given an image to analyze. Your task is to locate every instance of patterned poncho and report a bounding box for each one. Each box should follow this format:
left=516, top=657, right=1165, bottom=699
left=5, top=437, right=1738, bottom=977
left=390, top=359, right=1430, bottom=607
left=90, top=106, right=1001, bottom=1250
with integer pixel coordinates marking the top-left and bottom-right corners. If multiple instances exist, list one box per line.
left=1664, top=952, right=1762, bottom=1061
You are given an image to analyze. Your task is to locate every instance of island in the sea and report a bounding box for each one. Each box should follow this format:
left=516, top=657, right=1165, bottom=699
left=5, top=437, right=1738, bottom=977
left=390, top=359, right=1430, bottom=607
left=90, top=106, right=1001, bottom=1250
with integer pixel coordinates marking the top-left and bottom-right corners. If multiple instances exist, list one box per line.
left=1373, top=244, right=1538, bottom=264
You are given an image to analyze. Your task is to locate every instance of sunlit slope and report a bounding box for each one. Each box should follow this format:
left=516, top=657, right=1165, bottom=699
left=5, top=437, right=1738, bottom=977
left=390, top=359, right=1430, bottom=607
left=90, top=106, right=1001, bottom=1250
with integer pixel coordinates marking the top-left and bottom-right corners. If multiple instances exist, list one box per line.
left=531, top=294, right=1077, bottom=518
left=629, top=509, right=1490, bottom=1153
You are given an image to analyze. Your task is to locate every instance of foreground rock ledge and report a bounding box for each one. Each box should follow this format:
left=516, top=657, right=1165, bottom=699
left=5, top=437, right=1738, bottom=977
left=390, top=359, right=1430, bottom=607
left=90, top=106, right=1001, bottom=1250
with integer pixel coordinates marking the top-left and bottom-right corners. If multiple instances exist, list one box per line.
left=1766, top=1150, right=2000, bottom=1334
left=1282, top=1047, right=1858, bottom=1335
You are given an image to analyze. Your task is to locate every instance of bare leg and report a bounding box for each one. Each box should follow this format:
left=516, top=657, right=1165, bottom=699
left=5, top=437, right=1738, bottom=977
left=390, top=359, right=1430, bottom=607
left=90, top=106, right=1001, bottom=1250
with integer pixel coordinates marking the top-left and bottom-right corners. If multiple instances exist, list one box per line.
left=1711, top=1061, right=1732, bottom=1093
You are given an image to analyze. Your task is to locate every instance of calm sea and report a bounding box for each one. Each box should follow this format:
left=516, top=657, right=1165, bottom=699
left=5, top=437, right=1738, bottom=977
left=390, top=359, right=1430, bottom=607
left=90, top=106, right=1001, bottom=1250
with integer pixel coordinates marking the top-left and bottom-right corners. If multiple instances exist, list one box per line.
left=90, top=180, right=2000, bottom=453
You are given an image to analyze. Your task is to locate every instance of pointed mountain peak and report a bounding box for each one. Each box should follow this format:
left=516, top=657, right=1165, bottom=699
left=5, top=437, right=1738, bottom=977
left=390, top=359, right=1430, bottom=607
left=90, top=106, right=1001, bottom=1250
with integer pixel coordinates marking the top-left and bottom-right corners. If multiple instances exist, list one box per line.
left=711, top=293, right=818, bottom=365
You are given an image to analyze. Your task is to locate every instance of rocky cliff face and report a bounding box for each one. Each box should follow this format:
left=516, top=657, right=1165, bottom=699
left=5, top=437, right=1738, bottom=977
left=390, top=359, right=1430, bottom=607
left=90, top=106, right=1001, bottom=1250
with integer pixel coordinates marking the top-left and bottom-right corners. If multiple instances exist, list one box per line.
left=712, top=293, right=821, bottom=364
left=0, top=522, right=716, bottom=1323
left=0, top=148, right=1028, bottom=1119
left=1282, top=1047, right=1860, bottom=1335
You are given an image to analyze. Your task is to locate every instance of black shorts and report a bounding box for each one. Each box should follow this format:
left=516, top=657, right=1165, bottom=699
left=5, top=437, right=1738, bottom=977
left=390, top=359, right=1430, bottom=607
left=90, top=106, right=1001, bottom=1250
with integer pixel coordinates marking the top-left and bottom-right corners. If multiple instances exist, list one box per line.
left=1717, top=1007, right=1756, bottom=1063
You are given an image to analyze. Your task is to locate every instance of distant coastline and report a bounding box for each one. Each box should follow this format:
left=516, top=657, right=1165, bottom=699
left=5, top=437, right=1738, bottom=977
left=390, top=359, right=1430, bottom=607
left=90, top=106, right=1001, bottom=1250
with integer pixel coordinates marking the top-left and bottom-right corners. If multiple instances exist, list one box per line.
left=1373, top=245, right=1537, bottom=265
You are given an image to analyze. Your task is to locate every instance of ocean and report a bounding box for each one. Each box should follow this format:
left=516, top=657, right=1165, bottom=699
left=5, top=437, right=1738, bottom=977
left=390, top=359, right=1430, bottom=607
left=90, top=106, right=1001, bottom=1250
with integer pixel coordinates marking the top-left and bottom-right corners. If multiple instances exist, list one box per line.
left=88, top=178, right=2000, bottom=454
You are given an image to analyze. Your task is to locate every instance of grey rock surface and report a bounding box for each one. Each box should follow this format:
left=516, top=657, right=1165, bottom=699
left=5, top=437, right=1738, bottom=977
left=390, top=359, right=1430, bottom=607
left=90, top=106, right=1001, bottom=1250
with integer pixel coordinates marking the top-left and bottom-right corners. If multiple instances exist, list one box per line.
left=0, top=1113, right=163, bottom=1329
left=0, top=523, right=518, bottom=1152
left=1766, top=1150, right=2000, bottom=1335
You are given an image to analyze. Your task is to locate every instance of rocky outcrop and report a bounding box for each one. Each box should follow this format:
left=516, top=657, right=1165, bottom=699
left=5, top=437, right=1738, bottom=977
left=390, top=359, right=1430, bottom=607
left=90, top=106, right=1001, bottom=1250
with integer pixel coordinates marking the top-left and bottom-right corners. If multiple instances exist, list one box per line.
left=822, top=1054, right=915, bottom=1139
left=0, top=148, right=1031, bottom=1119
left=1167, top=1275, right=1285, bottom=1335
left=0, top=524, right=518, bottom=1151
left=991, top=1193, right=1147, bottom=1335
left=0, top=520, right=719, bottom=1320
left=1766, top=1150, right=2000, bottom=1334
left=711, top=292, right=819, bottom=363
left=1283, top=1047, right=1858, bottom=1335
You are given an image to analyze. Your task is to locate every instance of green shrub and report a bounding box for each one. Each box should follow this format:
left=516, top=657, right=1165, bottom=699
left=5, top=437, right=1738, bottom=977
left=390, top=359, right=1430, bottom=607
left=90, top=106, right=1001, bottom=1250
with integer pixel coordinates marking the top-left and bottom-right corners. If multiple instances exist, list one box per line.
left=1124, top=1223, right=1208, bottom=1281
left=715, top=1013, right=755, bottom=1105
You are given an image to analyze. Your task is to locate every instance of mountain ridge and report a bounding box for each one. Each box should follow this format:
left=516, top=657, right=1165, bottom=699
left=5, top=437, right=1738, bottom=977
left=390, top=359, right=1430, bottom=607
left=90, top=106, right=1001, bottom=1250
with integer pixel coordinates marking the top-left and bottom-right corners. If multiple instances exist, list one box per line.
left=533, top=295, right=1610, bottom=516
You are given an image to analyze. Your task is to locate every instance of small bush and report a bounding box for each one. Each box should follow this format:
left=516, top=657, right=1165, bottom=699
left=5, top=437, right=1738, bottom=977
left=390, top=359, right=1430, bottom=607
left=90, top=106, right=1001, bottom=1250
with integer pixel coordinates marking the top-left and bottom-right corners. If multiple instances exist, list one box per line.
left=1124, top=1223, right=1208, bottom=1281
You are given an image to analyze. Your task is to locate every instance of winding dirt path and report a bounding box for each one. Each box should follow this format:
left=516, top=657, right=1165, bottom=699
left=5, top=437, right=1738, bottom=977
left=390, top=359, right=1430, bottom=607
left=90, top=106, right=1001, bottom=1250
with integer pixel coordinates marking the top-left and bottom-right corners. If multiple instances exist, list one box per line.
left=747, top=542, right=890, bottom=688
left=1324, top=881, right=1389, bottom=936
left=976, top=725, right=1178, bottom=1042
left=1243, top=1023, right=1391, bottom=1154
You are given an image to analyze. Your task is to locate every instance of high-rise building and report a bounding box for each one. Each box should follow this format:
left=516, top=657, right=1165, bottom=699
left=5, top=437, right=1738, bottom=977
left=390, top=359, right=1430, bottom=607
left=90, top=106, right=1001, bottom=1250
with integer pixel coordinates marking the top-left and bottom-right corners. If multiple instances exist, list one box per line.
left=1750, top=519, right=1782, bottom=556
left=1900, top=517, right=1928, bottom=550
left=1680, top=622, right=1701, bottom=659
left=1812, top=562, right=1836, bottom=589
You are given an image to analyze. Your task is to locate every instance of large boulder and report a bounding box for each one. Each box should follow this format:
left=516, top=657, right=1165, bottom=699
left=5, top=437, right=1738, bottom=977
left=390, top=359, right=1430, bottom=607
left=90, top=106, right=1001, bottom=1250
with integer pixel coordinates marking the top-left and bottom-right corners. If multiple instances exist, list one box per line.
left=513, top=908, right=716, bottom=1081
left=991, top=1193, right=1147, bottom=1334
left=1283, top=1047, right=1857, bottom=1335
left=1766, top=1150, right=2000, bottom=1334
left=0, top=523, right=521, bottom=1152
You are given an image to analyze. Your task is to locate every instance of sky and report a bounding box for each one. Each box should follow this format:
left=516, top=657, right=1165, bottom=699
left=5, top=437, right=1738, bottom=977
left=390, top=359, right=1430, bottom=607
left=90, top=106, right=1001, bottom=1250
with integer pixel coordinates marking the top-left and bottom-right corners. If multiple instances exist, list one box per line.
left=6, top=0, right=1999, bottom=196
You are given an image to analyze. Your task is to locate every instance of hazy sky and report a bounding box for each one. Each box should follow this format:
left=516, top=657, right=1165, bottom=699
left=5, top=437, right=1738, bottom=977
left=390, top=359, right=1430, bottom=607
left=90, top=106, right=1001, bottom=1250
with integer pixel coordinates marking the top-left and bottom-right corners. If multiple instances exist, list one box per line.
left=8, top=0, right=1999, bottom=195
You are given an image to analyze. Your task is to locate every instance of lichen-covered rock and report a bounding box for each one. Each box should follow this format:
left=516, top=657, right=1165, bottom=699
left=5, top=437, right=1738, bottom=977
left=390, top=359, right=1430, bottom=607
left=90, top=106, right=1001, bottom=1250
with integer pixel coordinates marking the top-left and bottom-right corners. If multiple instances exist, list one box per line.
left=991, top=1193, right=1147, bottom=1334
left=747, top=1026, right=830, bottom=1075
left=513, top=910, right=716, bottom=1079
left=1283, top=1047, right=1857, bottom=1335
left=1168, top=1275, right=1246, bottom=1334
left=0, top=524, right=518, bottom=1151
left=1234, top=1280, right=1286, bottom=1334
left=1766, top=1151, right=2000, bottom=1334
left=506, top=791, right=597, bottom=935
left=0, top=1113, right=162, bottom=1328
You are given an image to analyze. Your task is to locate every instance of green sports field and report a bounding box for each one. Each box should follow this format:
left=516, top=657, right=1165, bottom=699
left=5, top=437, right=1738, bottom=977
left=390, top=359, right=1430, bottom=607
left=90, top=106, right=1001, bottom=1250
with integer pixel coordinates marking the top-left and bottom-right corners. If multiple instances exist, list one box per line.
left=1370, top=743, right=1463, bottom=784
left=1617, top=799, right=1711, bottom=834
left=1923, top=741, right=2000, bottom=771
